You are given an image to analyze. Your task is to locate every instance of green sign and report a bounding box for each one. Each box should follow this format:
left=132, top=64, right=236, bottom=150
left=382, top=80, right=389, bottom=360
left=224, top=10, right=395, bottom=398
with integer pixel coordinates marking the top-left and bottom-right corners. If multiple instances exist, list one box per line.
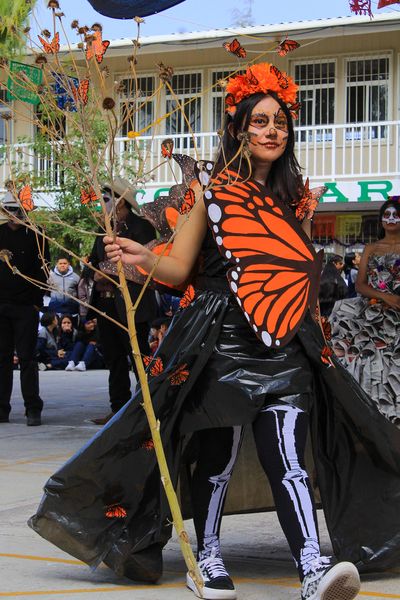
left=6, top=60, right=43, bottom=105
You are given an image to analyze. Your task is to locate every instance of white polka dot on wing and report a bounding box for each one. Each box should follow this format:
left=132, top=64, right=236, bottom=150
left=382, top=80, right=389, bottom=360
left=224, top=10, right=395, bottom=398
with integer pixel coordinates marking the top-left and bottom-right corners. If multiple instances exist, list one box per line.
left=208, top=203, right=222, bottom=223
left=205, top=190, right=212, bottom=200
left=261, top=331, right=272, bottom=347
left=207, top=162, right=213, bottom=170
left=199, top=171, right=210, bottom=186
left=213, top=225, right=219, bottom=233
left=231, top=271, right=238, bottom=280
left=225, top=250, right=232, bottom=259
left=230, top=281, right=238, bottom=293
left=216, top=236, right=223, bottom=245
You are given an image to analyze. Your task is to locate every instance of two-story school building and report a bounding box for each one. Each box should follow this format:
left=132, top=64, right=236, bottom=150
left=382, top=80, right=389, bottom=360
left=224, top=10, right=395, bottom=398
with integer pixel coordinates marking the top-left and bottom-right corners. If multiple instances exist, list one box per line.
left=1, top=11, right=400, bottom=254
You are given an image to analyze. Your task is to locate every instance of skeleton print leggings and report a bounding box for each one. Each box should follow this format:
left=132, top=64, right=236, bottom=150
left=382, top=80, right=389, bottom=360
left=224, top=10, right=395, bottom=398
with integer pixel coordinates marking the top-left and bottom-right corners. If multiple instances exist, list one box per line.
left=190, top=405, right=323, bottom=581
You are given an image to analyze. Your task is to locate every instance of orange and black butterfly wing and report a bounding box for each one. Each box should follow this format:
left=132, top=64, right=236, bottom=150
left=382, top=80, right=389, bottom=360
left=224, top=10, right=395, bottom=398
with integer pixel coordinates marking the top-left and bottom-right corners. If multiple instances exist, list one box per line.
left=205, top=170, right=319, bottom=348
left=72, top=79, right=89, bottom=106
left=180, top=187, right=195, bottom=215
left=38, top=35, right=52, bottom=54
left=270, top=65, right=289, bottom=89
left=223, top=38, right=247, bottom=58
left=96, top=40, right=110, bottom=63
left=277, top=38, right=300, bottom=57
left=18, top=185, right=34, bottom=211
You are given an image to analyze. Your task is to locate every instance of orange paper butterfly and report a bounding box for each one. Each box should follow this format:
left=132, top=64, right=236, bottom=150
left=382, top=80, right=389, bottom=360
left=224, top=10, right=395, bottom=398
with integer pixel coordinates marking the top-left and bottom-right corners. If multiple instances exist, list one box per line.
left=80, top=187, right=98, bottom=205
left=225, top=93, right=236, bottom=114
left=18, top=185, right=34, bottom=211
left=321, top=317, right=332, bottom=342
left=169, top=364, right=189, bottom=386
left=321, top=345, right=334, bottom=366
left=143, top=355, right=164, bottom=377
left=179, top=284, right=195, bottom=309
left=86, top=30, right=110, bottom=63
left=161, top=138, right=174, bottom=159
left=223, top=38, right=247, bottom=59
left=276, top=37, right=300, bottom=57
left=288, top=101, right=301, bottom=120
left=180, top=187, right=196, bottom=215
left=246, top=68, right=259, bottom=86
left=141, top=438, right=155, bottom=451
left=105, top=504, right=127, bottom=519
left=270, top=65, right=289, bottom=89
left=295, top=178, right=326, bottom=221
left=38, top=32, right=60, bottom=54
left=72, top=79, right=90, bottom=106
left=205, top=169, right=323, bottom=349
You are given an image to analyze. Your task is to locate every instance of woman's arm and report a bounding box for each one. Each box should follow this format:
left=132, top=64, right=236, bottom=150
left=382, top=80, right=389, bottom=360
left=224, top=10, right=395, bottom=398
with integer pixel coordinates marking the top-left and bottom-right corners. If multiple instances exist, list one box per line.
left=355, top=244, right=400, bottom=309
left=104, top=191, right=207, bottom=287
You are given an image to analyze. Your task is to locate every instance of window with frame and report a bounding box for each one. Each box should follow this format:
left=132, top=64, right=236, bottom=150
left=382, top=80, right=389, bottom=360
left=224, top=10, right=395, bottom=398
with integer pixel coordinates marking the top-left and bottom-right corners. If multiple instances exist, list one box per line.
left=34, top=104, right=66, bottom=188
left=294, top=61, right=335, bottom=143
left=345, top=56, right=389, bottom=140
left=165, top=72, right=202, bottom=148
left=211, top=70, right=243, bottom=132
left=0, top=88, right=12, bottom=144
left=119, top=76, right=155, bottom=137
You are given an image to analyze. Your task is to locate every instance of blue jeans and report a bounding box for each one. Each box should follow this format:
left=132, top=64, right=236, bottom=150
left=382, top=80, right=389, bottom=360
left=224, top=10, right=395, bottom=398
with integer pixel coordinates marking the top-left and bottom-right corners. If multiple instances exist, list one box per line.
left=70, top=342, right=104, bottom=369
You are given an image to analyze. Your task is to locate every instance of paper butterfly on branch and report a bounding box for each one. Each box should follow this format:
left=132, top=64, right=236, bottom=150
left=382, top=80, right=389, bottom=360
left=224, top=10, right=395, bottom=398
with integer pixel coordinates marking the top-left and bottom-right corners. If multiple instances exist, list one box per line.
left=85, top=29, right=110, bottom=64
left=18, top=185, right=34, bottom=211
left=71, top=79, right=90, bottom=106
left=38, top=32, right=60, bottom=54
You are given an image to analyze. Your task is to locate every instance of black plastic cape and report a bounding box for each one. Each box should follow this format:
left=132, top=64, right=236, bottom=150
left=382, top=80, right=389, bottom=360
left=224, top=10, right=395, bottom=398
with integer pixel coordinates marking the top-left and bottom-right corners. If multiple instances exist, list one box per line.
left=29, top=179, right=400, bottom=581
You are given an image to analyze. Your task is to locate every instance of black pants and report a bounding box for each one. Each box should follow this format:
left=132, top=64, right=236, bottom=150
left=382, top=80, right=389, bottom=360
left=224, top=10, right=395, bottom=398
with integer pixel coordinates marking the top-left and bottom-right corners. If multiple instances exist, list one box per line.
left=96, top=297, right=150, bottom=413
left=0, top=303, right=43, bottom=418
left=191, top=406, right=322, bottom=581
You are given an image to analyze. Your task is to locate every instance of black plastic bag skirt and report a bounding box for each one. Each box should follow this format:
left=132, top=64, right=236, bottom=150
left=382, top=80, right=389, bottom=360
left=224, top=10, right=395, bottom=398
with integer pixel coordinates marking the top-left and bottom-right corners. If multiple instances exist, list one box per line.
left=29, top=287, right=400, bottom=578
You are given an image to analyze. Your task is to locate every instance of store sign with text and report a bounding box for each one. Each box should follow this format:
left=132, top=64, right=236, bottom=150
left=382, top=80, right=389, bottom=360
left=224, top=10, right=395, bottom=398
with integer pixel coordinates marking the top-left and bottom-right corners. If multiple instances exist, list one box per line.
left=136, top=179, right=400, bottom=205
left=316, top=179, right=400, bottom=203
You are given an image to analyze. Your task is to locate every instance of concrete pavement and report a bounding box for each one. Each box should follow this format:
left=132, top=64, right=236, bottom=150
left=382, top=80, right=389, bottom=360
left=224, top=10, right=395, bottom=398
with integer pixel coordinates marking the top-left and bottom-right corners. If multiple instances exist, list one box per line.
left=0, top=370, right=399, bottom=599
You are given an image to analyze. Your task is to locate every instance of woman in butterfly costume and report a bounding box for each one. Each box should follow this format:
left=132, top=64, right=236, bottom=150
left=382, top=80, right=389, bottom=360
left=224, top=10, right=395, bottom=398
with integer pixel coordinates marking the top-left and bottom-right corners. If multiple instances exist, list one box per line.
left=30, top=64, right=400, bottom=600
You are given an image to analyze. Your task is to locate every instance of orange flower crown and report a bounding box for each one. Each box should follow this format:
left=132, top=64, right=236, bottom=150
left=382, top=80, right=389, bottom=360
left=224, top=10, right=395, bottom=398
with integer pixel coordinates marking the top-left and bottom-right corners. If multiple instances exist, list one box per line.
left=225, top=63, right=299, bottom=117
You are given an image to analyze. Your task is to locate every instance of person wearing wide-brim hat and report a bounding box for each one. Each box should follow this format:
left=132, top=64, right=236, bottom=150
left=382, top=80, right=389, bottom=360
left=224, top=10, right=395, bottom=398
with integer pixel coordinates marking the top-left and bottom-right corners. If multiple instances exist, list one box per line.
left=86, top=177, right=158, bottom=425
left=0, top=189, right=50, bottom=426
left=101, top=177, right=142, bottom=215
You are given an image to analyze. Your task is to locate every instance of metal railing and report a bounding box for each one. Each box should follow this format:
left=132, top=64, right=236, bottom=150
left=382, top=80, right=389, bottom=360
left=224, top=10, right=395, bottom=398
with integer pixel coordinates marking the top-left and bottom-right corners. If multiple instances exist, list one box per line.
left=1, top=121, right=399, bottom=192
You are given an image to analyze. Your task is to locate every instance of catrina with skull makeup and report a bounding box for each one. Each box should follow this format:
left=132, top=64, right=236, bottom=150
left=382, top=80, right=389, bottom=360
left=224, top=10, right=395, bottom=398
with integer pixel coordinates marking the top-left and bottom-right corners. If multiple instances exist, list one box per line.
left=331, top=195, right=400, bottom=427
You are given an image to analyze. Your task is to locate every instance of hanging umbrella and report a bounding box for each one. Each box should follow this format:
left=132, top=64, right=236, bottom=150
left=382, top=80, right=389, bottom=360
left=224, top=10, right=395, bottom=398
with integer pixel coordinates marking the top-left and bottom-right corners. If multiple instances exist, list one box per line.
left=87, top=0, right=185, bottom=19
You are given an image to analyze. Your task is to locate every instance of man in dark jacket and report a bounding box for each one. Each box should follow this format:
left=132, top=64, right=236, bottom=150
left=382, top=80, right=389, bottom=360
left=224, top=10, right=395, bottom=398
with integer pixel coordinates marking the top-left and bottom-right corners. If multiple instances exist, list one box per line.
left=0, top=192, right=50, bottom=426
left=88, top=178, right=158, bottom=424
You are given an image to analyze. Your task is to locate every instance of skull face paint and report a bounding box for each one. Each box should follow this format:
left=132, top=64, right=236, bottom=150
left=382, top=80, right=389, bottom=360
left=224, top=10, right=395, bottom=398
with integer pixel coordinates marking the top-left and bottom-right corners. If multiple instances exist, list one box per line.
left=382, top=206, right=400, bottom=225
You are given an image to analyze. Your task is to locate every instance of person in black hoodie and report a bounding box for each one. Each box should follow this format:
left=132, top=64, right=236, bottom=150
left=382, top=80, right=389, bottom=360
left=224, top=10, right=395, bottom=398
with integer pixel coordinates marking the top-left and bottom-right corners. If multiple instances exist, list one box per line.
left=88, top=178, right=158, bottom=424
left=318, top=254, right=348, bottom=317
left=0, top=192, right=50, bottom=426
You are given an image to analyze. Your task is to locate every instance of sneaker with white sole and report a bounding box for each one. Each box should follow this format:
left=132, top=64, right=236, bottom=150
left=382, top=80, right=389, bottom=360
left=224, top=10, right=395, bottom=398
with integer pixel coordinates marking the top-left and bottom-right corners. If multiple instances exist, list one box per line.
left=301, top=560, right=360, bottom=600
left=186, top=548, right=236, bottom=600
left=74, top=361, right=86, bottom=371
left=65, top=361, right=75, bottom=371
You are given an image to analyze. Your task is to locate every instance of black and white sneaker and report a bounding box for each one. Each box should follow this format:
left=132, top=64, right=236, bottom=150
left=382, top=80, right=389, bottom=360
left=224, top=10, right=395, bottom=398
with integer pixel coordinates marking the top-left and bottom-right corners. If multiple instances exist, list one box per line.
left=186, top=548, right=237, bottom=600
left=301, top=560, right=360, bottom=600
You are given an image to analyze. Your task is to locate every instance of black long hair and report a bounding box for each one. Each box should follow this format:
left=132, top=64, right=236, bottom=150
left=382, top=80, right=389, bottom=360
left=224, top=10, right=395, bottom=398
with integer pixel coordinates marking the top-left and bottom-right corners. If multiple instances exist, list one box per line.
left=377, top=198, right=400, bottom=239
left=213, top=91, right=302, bottom=206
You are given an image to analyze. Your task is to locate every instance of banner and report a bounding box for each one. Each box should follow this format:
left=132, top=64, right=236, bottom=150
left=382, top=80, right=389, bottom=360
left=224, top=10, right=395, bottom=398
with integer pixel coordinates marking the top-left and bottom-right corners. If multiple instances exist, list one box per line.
left=6, top=60, right=43, bottom=105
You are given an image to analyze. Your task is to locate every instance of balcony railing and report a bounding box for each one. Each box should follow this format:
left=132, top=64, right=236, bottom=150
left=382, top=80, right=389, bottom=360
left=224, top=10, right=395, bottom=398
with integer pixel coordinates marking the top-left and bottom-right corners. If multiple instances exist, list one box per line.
left=1, top=120, right=399, bottom=193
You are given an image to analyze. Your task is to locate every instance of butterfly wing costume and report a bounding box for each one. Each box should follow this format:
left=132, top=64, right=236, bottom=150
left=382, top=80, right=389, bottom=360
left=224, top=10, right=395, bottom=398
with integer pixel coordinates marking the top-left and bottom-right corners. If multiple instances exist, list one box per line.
left=29, top=158, right=400, bottom=581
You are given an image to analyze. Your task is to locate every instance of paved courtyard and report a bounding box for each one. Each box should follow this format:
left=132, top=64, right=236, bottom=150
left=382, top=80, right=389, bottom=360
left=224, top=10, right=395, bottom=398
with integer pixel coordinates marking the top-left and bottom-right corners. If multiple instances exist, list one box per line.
left=0, top=370, right=399, bottom=599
